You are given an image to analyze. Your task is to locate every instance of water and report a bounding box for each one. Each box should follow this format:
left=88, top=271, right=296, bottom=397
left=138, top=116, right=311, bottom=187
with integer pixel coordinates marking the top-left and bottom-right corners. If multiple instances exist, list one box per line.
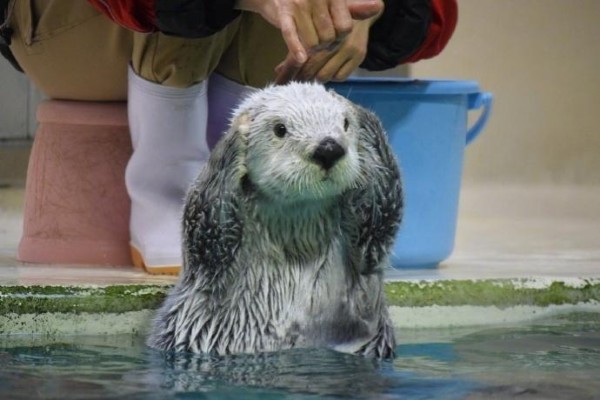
left=1, top=313, right=599, bottom=400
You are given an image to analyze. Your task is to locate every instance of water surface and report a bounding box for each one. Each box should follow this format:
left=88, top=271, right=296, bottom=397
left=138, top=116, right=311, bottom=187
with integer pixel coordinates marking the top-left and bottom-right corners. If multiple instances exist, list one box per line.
left=1, top=313, right=599, bottom=399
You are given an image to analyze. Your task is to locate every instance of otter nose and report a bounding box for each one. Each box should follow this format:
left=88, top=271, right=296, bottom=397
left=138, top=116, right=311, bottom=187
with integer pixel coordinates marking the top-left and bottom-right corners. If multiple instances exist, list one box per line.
left=311, top=137, right=346, bottom=170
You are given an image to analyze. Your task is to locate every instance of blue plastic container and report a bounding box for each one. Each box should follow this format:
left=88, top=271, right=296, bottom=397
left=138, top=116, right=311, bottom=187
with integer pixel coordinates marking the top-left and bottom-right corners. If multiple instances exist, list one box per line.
left=328, top=78, right=493, bottom=268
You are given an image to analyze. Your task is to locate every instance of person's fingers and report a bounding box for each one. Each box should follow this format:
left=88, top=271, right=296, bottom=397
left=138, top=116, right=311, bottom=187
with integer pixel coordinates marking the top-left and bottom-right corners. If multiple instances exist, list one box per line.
left=309, top=43, right=363, bottom=83
left=347, top=0, right=384, bottom=21
left=279, top=11, right=308, bottom=63
left=276, top=41, right=362, bottom=84
left=331, top=57, right=358, bottom=81
left=325, top=18, right=370, bottom=81
left=274, top=0, right=378, bottom=82
left=299, top=25, right=369, bottom=82
left=314, top=62, right=343, bottom=82
left=328, top=0, right=353, bottom=38
left=280, top=0, right=326, bottom=62
left=312, top=1, right=337, bottom=44
left=294, top=5, right=321, bottom=50
left=297, top=52, right=338, bottom=81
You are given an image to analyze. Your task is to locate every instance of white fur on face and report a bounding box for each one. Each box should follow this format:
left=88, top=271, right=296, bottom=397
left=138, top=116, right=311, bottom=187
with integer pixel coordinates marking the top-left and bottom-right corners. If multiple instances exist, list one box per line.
left=235, top=82, right=361, bottom=202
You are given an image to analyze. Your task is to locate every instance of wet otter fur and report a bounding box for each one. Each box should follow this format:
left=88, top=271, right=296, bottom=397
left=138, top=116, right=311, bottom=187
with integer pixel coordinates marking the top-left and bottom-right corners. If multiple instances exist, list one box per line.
left=148, top=82, right=403, bottom=359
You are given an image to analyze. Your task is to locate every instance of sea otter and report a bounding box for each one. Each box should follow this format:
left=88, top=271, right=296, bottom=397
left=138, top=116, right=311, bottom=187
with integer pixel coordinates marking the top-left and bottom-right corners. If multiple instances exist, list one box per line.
left=148, top=82, right=403, bottom=359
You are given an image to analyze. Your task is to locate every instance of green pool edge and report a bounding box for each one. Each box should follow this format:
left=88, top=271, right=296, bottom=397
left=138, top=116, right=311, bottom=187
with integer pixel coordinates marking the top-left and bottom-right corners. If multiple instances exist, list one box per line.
left=1, top=278, right=599, bottom=336
left=385, top=278, right=600, bottom=308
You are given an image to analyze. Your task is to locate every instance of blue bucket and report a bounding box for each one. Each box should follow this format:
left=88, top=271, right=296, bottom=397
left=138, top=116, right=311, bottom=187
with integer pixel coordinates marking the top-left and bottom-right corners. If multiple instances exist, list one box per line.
left=328, top=78, right=493, bottom=268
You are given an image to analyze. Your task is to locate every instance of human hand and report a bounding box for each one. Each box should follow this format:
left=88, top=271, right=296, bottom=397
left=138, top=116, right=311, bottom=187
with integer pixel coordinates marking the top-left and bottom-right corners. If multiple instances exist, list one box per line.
left=235, top=0, right=383, bottom=63
left=274, top=14, right=376, bottom=84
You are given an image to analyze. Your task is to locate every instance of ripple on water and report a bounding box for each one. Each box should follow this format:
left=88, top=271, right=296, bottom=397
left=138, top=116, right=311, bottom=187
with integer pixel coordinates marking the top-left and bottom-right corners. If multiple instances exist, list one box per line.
left=0, top=313, right=599, bottom=400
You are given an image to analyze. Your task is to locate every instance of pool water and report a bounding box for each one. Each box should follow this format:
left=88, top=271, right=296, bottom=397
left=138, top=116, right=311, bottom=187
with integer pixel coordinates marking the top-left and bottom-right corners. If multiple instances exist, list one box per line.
left=1, top=313, right=599, bottom=400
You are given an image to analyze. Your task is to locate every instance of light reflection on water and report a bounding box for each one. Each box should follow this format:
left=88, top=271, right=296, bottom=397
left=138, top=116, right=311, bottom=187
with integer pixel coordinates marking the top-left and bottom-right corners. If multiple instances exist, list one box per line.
left=1, top=313, right=599, bottom=400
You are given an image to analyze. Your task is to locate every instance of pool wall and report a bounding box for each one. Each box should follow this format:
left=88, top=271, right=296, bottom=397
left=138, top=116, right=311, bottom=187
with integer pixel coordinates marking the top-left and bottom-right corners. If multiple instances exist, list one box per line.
left=2, top=278, right=599, bottom=336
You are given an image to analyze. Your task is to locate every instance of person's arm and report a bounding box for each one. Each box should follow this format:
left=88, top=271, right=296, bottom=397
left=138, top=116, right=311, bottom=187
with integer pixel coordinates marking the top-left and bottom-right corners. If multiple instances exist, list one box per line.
left=89, top=0, right=383, bottom=64
left=87, top=0, right=241, bottom=37
left=401, top=0, right=457, bottom=63
left=88, top=0, right=158, bottom=33
left=361, top=0, right=458, bottom=70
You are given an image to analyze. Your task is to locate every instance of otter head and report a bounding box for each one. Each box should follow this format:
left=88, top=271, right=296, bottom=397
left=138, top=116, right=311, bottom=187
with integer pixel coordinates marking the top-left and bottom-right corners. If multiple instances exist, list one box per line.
left=232, top=82, right=362, bottom=203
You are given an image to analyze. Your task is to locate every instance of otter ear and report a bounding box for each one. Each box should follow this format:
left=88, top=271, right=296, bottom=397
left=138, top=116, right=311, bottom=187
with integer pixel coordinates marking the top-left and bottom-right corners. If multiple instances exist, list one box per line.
left=180, top=112, right=250, bottom=280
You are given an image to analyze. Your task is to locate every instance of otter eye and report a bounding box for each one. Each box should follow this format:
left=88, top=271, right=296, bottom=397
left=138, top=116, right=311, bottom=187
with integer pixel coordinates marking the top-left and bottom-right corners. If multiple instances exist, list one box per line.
left=343, top=118, right=349, bottom=131
left=273, top=123, right=287, bottom=138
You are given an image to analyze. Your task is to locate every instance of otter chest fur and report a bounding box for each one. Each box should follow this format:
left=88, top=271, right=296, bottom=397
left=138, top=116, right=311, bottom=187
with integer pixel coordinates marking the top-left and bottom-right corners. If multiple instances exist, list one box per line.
left=148, top=82, right=403, bottom=359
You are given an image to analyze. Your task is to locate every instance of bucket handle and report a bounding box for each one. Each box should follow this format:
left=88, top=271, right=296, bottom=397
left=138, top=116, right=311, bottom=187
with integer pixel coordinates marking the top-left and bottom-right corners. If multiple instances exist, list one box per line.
left=466, top=92, right=494, bottom=145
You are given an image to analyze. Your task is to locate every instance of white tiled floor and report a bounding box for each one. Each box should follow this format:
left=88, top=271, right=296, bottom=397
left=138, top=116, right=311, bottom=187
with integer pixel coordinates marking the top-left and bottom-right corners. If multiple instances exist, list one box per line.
left=1, top=184, right=599, bottom=286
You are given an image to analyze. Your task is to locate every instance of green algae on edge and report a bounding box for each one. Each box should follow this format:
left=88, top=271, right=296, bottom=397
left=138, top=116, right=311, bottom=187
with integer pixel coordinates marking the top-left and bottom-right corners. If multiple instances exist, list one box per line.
left=0, top=285, right=170, bottom=315
left=384, top=279, right=600, bottom=308
left=2, top=279, right=599, bottom=316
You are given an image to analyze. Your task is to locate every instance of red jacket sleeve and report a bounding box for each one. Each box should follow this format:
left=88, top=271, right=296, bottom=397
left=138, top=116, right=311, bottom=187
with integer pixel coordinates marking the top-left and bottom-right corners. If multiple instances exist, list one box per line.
left=88, top=0, right=241, bottom=38
left=361, top=0, right=458, bottom=71
left=404, top=0, right=458, bottom=63
left=88, top=0, right=457, bottom=66
left=88, top=0, right=158, bottom=33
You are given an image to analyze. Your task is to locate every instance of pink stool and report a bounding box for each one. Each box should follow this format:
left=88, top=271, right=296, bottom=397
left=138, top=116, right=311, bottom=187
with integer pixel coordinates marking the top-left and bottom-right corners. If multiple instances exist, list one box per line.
left=18, top=100, right=134, bottom=266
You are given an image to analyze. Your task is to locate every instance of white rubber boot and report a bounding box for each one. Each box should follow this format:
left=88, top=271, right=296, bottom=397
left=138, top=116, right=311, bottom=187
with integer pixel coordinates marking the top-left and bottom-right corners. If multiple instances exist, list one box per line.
left=206, top=73, right=258, bottom=149
left=126, top=67, right=209, bottom=274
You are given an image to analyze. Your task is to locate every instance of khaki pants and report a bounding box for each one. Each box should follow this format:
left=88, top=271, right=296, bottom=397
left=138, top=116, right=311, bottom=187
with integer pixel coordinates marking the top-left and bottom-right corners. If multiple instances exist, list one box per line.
left=7, top=0, right=288, bottom=100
